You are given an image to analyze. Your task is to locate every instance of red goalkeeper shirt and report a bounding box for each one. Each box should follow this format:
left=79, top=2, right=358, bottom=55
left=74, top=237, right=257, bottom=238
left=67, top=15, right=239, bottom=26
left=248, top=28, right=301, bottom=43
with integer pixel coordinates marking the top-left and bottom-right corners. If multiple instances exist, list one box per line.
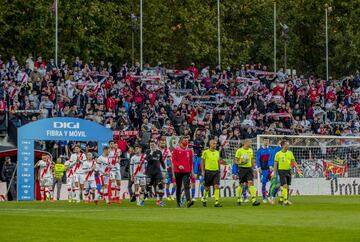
left=172, top=147, right=193, bottom=173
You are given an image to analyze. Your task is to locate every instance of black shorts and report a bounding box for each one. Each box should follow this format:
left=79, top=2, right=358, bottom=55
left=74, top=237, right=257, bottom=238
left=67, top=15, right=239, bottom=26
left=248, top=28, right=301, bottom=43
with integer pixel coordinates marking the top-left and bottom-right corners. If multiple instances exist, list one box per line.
left=238, top=167, right=254, bottom=183
left=279, top=170, right=291, bottom=186
left=147, top=172, right=163, bottom=186
left=204, top=170, right=220, bottom=187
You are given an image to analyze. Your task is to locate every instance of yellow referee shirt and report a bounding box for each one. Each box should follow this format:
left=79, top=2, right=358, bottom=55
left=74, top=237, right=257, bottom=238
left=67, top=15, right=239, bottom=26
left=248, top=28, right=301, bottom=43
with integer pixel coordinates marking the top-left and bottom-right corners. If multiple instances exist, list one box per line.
left=274, top=150, right=295, bottom=170
left=202, top=149, right=220, bottom=171
left=235, top=147, right=253, bottom=168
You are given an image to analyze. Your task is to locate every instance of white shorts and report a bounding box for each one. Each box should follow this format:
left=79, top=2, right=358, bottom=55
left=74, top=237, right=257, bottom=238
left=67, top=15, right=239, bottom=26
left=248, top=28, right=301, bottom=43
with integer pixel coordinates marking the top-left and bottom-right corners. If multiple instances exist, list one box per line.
left=40, top=177, right=53, bottom=187
left=66, top=176, right=75, bottom=187
left=134, top=176, right=146, bottom=186
left=76, top=174, right=85, bottom=185
left=84, top=180, right=97, bottom=189
left=110, top=170, right=121, bottom=181
left=162, top=171, right=168, bottom=184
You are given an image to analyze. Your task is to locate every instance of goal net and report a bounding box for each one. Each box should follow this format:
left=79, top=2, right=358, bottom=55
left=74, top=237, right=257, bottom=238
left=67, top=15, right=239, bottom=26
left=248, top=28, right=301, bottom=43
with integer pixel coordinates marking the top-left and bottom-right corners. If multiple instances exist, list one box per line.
left=223, top=135, right=360, bottom=179
left=255, top=135, right=360, bottom=179
left=223, top=135, right=360, bottom=196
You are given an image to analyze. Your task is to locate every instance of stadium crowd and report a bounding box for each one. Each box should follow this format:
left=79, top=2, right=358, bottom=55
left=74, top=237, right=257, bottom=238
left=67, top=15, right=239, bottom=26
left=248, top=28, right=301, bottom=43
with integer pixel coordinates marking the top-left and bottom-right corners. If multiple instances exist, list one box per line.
left=1, top=55, right=360, bottom=153
left=1, top=55, right=360, bottom=203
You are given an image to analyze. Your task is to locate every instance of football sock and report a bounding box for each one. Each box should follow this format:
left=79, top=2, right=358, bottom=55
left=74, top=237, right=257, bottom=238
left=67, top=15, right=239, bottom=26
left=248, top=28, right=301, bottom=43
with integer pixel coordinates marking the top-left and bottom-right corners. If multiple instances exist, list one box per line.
left=135, top=192, right=140, bottom=203
left=236, top=186, right=242, bottom=202
left=200, top=185, right=205, bottom=197
left=249, top=185, right=256, bottom=203
left=67, top=188, right=72, bottom=200
left=191, top=188, right=195, bottom=199
left=203, top=189, right=209, bottom=202
left=82, top=189, right=87, bottom=201
left=44, top=187, right=49, bottom=199
left=117, top=187, right=121, bottom=200
left=242, top=185, right=248, bottom=200
left=50, top=189, right=54, bottom=200
left=74, top=188, right=79, bottom=201
left=72, top=189, right=76, bottom=200
left=273, top=187, right=279, bottom=198
left=40, top=188, right=45, bottom=200
left=104, top=187, right=109, bottom=202
left=214, top=188, right=220, bottom=204
left=94, top=189, right=99, bottom=201
left=262, top=184, right=267, bottom=200
left=89, top=191, right=94, bottom=201
left=282, top=187, right=288, bottom=202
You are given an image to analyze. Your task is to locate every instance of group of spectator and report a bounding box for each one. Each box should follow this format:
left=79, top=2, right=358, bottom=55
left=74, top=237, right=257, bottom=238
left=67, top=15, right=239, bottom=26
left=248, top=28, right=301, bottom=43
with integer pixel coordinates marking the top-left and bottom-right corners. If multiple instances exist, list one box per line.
left=1, top=54, right=360, bottom=158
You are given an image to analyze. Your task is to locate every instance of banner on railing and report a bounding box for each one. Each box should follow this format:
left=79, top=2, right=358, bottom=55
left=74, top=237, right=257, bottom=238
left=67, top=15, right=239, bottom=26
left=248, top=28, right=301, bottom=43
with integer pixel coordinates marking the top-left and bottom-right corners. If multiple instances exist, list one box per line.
left=113, top=130, right=139, bottom=137
left=13, top=110, right=42, bottom=114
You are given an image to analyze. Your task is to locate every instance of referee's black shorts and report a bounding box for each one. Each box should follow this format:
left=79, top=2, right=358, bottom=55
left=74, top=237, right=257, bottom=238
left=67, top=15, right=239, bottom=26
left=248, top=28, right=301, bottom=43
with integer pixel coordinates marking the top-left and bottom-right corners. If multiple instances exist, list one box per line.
left=279, top=170, right=291, bottom=186
left=147, top=172, right=163, bottom=186
left=204, top=170, right=220, bottom=187
left=238, top=167, right=253, bottom=183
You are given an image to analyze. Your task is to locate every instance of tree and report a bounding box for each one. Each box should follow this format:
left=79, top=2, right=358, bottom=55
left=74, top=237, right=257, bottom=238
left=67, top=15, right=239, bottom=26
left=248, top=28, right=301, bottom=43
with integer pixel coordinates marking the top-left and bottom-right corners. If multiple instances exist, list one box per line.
left=0, top=0, right=360, bottom=78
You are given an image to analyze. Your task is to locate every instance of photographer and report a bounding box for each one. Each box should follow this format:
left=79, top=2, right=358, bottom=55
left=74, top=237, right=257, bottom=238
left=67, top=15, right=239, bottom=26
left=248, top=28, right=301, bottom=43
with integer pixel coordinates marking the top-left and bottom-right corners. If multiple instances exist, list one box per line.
left=1, top=157, right=17, bottom=200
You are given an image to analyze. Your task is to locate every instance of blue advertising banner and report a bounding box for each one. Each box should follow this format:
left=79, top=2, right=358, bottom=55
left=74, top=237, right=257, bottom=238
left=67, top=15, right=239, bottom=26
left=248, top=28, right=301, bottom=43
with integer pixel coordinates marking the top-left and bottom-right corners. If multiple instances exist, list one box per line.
left=17, top=140, right=34, bottom=200
left=17, top=118, right=113, bottom=201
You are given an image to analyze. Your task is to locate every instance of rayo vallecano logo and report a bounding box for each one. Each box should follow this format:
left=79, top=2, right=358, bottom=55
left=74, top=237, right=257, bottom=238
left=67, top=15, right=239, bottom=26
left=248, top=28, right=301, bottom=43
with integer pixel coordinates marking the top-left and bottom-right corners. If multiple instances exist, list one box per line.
left=53, top=122, right=80, bottom=129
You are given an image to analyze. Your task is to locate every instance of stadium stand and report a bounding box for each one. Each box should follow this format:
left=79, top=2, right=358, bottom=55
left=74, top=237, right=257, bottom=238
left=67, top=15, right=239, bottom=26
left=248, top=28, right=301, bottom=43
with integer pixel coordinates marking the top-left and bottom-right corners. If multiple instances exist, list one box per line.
left=1, top=56, right=359, bottom=168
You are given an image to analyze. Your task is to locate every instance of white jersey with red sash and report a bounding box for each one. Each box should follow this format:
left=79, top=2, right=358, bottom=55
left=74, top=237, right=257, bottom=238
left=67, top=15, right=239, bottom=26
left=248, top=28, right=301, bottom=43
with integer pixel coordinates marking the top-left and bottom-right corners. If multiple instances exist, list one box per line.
left=64, top=160, right=75, bottom=191
left=109, top=149, right=121, bottom=172
left=64, top=160, right=75, bottom=179
left=130, top=154, right=146, bottom=178
left=97, top=155, right=110, bottom=186
left=83, top=159, right=96, bottom=182
left=70, top=152, right=86, bottom=175
left=38, top=160, right=53, bottom=179
left=97, top=155, right=110, bottom=175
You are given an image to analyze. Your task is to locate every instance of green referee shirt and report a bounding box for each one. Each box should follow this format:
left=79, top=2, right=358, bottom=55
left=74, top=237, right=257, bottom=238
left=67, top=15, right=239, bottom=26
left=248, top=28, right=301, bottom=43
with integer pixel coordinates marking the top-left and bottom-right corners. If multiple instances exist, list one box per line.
left=201, top=149, right=220, bottom=171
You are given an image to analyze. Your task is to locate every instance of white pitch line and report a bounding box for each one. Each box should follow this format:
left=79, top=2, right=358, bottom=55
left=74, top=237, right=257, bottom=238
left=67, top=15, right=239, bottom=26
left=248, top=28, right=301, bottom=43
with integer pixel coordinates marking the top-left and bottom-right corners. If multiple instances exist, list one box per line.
left=0, top=208, right=106, bottom=212
left=0, top=207, right=203, bottom=213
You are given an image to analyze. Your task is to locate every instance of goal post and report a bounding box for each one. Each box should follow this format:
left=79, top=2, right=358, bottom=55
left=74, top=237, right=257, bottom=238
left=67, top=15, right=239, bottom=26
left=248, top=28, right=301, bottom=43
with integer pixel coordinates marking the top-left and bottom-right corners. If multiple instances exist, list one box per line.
left=223, top=135, right=360, bottom=197
left=257, top=134, right=360, bottom=179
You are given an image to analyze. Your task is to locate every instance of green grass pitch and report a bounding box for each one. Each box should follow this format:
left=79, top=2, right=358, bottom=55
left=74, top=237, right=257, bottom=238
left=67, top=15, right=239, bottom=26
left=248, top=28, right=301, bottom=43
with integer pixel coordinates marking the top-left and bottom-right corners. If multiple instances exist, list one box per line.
left=0, top=196, right=359, bottom=242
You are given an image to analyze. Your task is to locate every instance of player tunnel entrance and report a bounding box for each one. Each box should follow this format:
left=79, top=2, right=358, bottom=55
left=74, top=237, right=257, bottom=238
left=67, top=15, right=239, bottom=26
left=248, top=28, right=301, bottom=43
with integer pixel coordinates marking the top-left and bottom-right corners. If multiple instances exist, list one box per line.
left=17, top=117, right=113, bottom=201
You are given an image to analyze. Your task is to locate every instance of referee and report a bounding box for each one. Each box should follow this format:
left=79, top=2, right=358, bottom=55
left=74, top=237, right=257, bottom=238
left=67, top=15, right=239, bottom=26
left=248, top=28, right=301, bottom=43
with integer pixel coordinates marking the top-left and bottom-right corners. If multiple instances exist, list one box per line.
left=201, top=139, right=222, bottom=207
left=273, top=140, right=300, bottom=206
left=235, top=139, right=260, bottom=206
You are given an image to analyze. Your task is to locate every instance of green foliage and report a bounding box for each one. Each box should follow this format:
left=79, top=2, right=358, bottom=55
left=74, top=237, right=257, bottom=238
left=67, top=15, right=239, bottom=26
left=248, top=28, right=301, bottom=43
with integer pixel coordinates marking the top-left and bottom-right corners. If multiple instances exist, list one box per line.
left=1, top=0, right=360, bottom=77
